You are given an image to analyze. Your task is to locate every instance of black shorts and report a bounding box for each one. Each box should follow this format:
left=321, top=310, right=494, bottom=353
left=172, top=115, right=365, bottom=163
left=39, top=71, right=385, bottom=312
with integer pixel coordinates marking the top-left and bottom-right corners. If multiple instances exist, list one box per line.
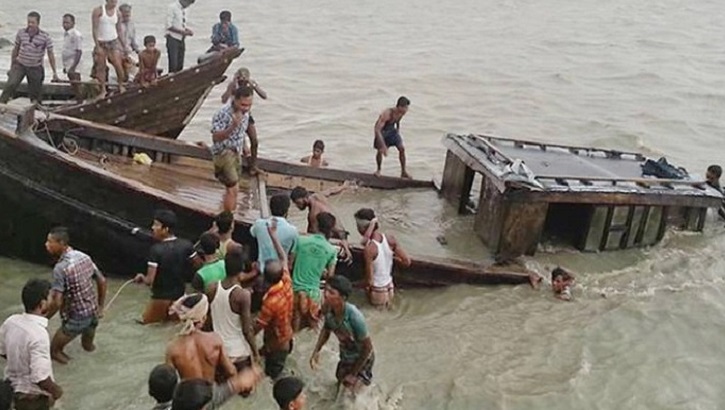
left=336, top=354, right=374, bottom=386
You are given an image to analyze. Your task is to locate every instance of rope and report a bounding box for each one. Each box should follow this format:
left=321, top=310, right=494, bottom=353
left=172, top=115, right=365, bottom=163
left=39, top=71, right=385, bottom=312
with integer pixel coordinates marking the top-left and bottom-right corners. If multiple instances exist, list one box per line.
left=104, top=279, right=135, bottom=311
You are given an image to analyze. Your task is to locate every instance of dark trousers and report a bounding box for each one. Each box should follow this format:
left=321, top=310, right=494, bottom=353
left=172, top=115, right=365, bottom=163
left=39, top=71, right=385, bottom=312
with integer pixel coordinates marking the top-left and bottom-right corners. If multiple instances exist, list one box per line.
left=0, top=64, right=44, bottom=103
left=13, top=393, right=50, bottom=410
left=166, top=36, right=185, bottom=73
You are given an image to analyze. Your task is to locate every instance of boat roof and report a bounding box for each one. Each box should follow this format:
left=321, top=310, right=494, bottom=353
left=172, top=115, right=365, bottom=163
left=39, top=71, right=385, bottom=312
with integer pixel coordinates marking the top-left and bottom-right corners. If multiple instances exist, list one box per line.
left=443, top=133, right=723, bottom=205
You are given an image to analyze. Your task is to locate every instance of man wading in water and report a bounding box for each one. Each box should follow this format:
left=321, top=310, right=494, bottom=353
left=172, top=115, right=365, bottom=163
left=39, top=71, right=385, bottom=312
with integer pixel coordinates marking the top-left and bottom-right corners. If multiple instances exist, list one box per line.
left=373, top=96, right=411, bottom=179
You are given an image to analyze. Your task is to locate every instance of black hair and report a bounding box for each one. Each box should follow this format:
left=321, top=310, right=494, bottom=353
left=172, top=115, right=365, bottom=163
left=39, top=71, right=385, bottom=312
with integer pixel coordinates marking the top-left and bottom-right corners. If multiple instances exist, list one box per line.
left=48, top=226, right=70, bottom=245
left=327, top=275, right=352, bottom=299
left=154, top=209, right=177, bottom=232
left=21, top=279, right=51, bottom=313
left=219, top=10, right=232, bottom=21
left=290, top=186, right=309, bottom=202
left=707, top=165, right=722, bottom=179
left=224, top=246, right=245, bottom=278
left=149, top=364, right=178, bottom=404
left=63, top=13, right=75, bottom=23
left=215, top=211, right=234, bottom=235
left=197, top=232, right=220, bottom=256
left=313, top=139, right=325, bottom=151
left=354, top=208, right=376, bottom=222
left=264, top=260, right=284, bottom=285
left=396, top=96, right=410, bottom=108
left=182, top=294, right=204, bottom=309
left=172, top=379, right=213, bottom=410
left=0, top=379, right=13, bottom=410
left=27, top=11, right=40, bottom=22
left=551, top=267, right=572, bottom=281
left=270, top=194, right=291, bottom=218
left=317, top=212, right=336, bottom=237
left=233, top=86, right=253, bottom=100
left=144, top=35, right=156, bottom=46
left=273, top=377, right=305, bottom=409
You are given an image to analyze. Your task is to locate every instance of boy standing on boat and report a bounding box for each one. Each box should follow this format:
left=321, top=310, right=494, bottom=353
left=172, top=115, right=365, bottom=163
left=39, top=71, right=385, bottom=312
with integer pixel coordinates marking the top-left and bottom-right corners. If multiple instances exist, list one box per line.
left=373, top=96, right=411, bottom=179
left=44, top=227, right=108, bottom=364
left=0, top=11, right=60, bottom=104
left=91, top=0, right=127, bottom=98
left=354, top=208, right=411, bottom=308
left=211, top=87, right=259, bottom=212
left=134, top=209, right=197, bottom=324
left=310, top=276, right=375, bottom=394
left=61, top=13, right=82, bottom=98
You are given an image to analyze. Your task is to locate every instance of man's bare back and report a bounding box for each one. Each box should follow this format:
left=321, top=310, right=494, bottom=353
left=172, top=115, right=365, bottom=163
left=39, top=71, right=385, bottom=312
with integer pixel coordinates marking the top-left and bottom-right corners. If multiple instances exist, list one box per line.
left=166, top=331, right=236, bottom=381
left=306, top=195, right=333, bottom=234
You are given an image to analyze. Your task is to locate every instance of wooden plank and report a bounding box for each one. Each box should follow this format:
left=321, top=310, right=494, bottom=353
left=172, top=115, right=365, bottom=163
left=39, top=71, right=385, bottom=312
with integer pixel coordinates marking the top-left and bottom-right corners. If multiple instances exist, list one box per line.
left=536, top=174, right=709, bottom=188
left=497, top=200, right=548, bottom=259
left=440, top=151, right=474, bottom=212
left=510, top=189, right=723, bottom=208
left=0, top=81, right=77, bottom=100
left=257, top=175, right=270, bottom=218
left=479, top=134, right=646, bottom=160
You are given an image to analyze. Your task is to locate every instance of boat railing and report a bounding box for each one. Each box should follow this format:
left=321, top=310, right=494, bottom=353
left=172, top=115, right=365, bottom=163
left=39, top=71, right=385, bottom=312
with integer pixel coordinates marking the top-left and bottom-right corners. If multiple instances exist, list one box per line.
left=477, top=134, right=646, bottom=161
left=535, top=174, right=708, bottom=190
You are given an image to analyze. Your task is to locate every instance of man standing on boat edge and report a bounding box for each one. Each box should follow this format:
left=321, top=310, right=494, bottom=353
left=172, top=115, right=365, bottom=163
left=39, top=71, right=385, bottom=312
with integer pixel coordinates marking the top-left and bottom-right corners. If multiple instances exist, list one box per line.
left=0, top=11, right=59, bottom=105
left=211, top=87, right=260, bottom=213
left=373, top=96, right=411, bottom=179
left=166, top=0, right=195, bottom=73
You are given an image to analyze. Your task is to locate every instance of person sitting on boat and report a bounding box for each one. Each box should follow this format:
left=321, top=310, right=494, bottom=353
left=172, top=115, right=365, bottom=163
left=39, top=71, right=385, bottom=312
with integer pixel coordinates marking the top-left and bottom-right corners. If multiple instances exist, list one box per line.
left=354, top=208, right=411, bottom=309
left=91, top=0, right=128, bottom=98
left=705, top=164, right=725, bottom=220
left=0, top=11, right=60, bottom=104
left=61, top=13, right=83, bottom=102
left=290, top=185, right=354, bottom=263
left=135, top=35, right=161, bottom=87
left=134, top=209, right=197, bottom=324
left=289, top=212, right=339, bottom=332
left=529, top=267, right=575, bottom=301
left=373, top=96, right=411, bottom=179
left=209, top=10, right=240, bottom=52
left=300, top=140, right=329, bottom=168
left=310, top=276, right=375, bottom=394
left=222, top=67, right=267, bottom=103
left=210, top=86, right=259, bottom=212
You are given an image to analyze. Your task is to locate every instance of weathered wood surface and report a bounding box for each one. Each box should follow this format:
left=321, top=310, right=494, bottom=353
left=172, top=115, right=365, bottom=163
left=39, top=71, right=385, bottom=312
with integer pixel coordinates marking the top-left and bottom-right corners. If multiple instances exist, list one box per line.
left=0, top=81, right=78, bottom=100
left=440, top=151, right=475, bottom=213
left=42, top=115, right=435, bottom=191
left=53, top=47, right=243, bottom=138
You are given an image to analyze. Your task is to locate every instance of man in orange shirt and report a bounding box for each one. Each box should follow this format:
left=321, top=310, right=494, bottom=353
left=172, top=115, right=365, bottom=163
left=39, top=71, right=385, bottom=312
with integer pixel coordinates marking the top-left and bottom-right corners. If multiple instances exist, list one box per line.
left=254, top=219, right=294, bottom=380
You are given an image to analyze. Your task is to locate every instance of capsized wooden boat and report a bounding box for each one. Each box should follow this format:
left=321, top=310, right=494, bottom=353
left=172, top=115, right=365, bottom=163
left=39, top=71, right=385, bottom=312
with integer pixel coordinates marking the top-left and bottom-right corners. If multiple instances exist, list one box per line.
left=440, top=133, right=724, bottom=260
left=0, top=47, right=243, bottom=139
left=39, top=113, right=436, bottom=191
left=0, top=105, right=530, bottom=287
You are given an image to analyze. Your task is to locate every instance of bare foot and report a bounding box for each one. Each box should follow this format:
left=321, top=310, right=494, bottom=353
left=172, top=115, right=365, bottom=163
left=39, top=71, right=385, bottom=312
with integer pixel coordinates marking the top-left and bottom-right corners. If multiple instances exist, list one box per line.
left=118, top=84, right=126, bottom=93
left=52, top=351, right=71, bottom=364
left=82, top=343, right=97, bottom=352
left=373, top=170, right=381, bottom=177
left=401, top=171, right=412, bottom=179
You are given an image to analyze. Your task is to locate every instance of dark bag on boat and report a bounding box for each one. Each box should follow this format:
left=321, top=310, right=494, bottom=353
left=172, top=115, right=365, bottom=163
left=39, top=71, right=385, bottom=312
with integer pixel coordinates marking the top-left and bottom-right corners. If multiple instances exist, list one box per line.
left=641, top=157, right=688, bottom=179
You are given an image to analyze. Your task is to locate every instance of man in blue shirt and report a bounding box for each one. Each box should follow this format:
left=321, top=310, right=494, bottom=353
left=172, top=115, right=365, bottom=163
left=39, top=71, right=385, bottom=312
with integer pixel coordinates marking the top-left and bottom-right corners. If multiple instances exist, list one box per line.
left=209, top=10, right=239, bottom=52
left=251, top=194, right=298, bottom=266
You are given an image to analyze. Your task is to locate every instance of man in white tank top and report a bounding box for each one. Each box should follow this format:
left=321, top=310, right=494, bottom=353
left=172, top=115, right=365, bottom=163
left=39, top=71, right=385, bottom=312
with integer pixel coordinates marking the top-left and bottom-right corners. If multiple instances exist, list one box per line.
left=206, top=246, right=260, bottom=378
left=91, top=0, right=127, bottom=98
left=354, top=208, right=411, bottom=309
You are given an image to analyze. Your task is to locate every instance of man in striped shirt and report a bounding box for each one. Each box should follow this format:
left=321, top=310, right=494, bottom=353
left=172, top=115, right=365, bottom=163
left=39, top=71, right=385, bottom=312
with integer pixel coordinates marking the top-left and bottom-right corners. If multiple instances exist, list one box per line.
left=0, top=11, right=59, bottom=104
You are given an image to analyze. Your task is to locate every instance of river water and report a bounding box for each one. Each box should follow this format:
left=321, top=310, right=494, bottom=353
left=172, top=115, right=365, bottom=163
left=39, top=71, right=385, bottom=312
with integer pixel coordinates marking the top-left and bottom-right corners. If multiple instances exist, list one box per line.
left=2, top=0, right=725, bottom=409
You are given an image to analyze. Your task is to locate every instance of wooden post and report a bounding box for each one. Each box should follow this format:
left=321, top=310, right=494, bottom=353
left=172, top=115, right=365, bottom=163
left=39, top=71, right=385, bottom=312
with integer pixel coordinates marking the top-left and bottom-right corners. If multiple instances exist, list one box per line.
left=15, top=106, right=35, bottom=135
left=440, top=150, right=474, bottom=214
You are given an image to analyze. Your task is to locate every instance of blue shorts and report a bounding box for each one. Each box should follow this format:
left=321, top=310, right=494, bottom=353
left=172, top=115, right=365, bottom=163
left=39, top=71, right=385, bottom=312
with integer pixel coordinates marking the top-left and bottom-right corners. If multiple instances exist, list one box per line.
left=374, top=129, right=403, bottom=149
left=61, top=315, right=98, bottom=338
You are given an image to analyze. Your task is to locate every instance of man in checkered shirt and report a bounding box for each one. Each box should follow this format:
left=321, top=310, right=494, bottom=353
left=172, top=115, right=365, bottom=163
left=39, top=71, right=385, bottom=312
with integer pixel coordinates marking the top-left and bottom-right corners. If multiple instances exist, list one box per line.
left=44, top=227, right=107, bottom=364
left=210, top=86, right=258, bottom=212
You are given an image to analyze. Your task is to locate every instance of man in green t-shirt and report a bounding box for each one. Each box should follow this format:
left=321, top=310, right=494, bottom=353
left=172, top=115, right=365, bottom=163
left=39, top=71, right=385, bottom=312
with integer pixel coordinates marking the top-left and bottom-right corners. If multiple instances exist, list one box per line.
left=310, top=276, right=374, bottom=394
left=290, top=212, right=338, bottom=332
left=192, top=232, right=227, bottom=292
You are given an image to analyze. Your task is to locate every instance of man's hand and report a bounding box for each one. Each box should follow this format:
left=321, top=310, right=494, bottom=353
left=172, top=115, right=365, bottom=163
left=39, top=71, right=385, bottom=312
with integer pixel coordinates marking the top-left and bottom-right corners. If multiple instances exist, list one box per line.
left=51, top=73, right=60, bottom=82
left=378, top=147, right=388, bottom=157
left=342, top=374, right=357, bottom=388
left=231, top=111, right=243, bottom=128
left=184, top=28, right=194, bottom=37
left=133, top=273, right=145, bottom=284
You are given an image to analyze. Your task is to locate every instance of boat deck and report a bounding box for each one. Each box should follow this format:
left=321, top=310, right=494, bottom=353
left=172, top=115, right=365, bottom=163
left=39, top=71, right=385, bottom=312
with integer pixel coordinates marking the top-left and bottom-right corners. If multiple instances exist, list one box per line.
left=74, top=149, right=264, bottom=222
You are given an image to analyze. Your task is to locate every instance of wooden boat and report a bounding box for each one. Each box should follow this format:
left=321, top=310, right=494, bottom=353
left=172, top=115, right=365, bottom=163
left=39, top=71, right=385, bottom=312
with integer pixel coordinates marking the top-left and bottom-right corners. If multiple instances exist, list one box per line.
left=0, top=105, right=530, bottom=287
left=440, top=133, right=724, bottom=260
left=0, top=47, right=243, bottom=139
left=39, top=114, right=436, bottom=191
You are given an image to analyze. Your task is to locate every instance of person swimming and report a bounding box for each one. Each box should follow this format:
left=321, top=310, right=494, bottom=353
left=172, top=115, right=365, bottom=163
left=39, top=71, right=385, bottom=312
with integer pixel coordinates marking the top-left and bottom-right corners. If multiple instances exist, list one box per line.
left=528, top=267, right=575, bottom=301
left=300, top=140, right=329, bottom=168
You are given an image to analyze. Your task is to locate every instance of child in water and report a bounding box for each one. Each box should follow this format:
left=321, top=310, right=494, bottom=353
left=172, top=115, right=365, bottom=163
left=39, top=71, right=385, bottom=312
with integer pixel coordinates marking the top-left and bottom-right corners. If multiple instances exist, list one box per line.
left=705, top=164, right=725, bottom=220
left=300, top=140, right=329, bottom=168
left=529, top=267, right=575, bottom=301
left=136, top=35, right=161, bottom=87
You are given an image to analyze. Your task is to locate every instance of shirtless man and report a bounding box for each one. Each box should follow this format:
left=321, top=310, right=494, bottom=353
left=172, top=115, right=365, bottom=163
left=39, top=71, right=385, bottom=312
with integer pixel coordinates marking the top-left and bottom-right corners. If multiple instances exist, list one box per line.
left=300, top=140, right=329, bottom=168
left=373, top=96, right=411, bottom=178
left=290, top=185, right=353, bottom=262
left=91, top=0, right=127, bottom=98
left=529, top=267, right=575, bottom=301
left=165, top=293, right=237, bottom=382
